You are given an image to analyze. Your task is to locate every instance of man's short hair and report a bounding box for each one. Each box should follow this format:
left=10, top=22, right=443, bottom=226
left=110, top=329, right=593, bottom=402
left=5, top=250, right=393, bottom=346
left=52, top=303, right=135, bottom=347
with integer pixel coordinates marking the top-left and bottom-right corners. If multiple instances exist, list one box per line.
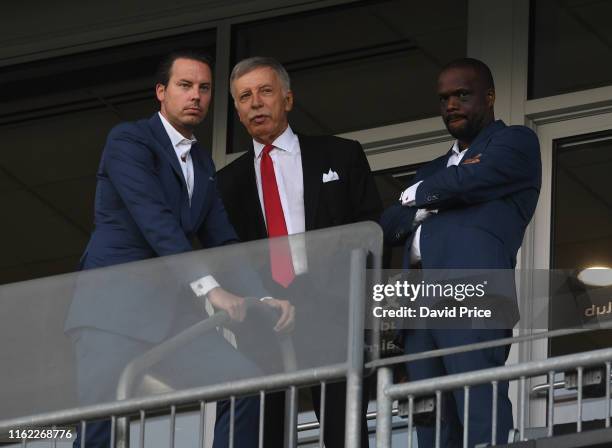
left=156, top=50, right=214, bottom=86
left=440, top=58, right=495, bottom=91
left=230, top=57, right=291, bottom=97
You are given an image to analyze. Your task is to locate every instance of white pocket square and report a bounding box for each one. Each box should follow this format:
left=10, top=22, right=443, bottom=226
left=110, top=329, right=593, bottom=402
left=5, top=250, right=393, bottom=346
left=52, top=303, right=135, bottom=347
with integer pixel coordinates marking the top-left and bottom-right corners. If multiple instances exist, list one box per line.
left=322, top=169, right=340, bottom=183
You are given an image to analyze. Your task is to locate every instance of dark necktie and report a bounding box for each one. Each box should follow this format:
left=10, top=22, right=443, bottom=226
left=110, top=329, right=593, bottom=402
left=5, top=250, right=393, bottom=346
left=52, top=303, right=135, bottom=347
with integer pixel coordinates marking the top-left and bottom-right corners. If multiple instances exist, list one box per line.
left=261, top=144, right=295, bottom=287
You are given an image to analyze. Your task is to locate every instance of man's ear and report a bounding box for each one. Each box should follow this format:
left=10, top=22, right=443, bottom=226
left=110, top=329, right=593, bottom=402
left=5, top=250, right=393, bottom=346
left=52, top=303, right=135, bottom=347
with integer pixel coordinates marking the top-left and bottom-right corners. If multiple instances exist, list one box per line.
left=486, top=88, right=495, bottom=108
left=284, top=90, right=294, bottom=112
left=155, top=83, right=166, bottom=102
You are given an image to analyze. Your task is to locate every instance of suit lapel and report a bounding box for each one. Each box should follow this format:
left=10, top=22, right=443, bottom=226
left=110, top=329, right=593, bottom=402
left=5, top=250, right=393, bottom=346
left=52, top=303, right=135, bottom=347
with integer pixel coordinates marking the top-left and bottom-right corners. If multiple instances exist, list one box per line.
left=190, top=142, right=207, bottom=227
left=245, top=144, right=268, bottom=238
left=148, top=114, right=185, bottom=182
left=148, top=113, right=192, bottom=232
left=299, top=135, right=325, bottom=231
left=461, top=119, right=506, bottom=162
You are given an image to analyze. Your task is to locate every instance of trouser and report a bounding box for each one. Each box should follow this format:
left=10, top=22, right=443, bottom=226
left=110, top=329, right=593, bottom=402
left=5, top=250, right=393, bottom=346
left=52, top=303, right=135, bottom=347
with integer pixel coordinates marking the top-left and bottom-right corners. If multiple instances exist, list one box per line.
left=403, top=329, right=513, bottom=448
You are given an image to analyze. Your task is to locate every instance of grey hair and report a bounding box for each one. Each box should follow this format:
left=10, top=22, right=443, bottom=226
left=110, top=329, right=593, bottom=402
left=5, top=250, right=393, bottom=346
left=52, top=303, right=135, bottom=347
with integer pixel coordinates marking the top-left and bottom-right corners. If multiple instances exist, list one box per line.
left=230, top=56, right=291, bottom=98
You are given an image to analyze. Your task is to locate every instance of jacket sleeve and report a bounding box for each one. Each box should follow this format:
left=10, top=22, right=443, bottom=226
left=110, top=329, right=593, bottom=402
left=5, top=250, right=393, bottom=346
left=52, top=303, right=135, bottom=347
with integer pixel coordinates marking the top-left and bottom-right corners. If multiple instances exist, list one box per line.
left=379, top=204, right=418, bottom=246
left=415, top=127, right=541, bottom=209
left=103, top=125, right=193, bottom=256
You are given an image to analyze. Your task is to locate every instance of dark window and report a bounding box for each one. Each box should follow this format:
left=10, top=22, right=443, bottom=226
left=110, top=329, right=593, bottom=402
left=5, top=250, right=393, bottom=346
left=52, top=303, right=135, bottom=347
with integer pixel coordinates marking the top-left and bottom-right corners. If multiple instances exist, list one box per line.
left=529, top=0, right=612, bottom=99
left=228, top=0, right=467, bottom=152
left=549, top=131, right=612, bottom=356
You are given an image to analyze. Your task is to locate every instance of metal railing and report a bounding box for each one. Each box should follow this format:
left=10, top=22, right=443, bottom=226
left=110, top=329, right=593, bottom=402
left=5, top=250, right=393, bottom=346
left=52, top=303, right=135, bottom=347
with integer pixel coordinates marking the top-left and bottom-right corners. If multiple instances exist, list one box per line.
left=0, top=248, right=370, bottom=448
left=374, top=322, right=612, bottom=448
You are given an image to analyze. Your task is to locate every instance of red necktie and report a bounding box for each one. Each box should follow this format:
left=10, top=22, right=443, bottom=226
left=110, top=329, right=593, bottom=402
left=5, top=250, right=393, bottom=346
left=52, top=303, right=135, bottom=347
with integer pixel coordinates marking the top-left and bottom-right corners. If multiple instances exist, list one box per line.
left=261, top=144, right=295, bottom=287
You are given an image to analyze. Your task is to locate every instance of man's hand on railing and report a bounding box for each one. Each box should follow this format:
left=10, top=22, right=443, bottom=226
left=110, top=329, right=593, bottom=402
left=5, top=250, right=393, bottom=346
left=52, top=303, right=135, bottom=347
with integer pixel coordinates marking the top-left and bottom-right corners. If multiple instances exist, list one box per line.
left=260, top=298, right=295, bottom=333
left=207, top=287, right=247, bottom=322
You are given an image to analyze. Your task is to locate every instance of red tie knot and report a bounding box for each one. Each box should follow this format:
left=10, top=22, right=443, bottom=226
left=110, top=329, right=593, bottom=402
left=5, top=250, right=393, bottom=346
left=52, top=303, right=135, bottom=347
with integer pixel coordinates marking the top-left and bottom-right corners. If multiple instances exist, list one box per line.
left=262, top=144, right=275, bottom=157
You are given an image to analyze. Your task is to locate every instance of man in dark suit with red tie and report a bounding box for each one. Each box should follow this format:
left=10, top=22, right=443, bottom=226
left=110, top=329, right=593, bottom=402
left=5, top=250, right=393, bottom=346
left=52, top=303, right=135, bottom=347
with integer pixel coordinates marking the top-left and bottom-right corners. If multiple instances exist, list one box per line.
left=217, top=56, right=382, bottom=448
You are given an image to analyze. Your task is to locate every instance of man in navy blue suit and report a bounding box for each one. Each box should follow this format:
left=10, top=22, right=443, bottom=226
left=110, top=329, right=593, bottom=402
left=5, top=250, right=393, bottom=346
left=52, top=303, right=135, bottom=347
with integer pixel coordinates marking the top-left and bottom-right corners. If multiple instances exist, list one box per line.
left=66, top=50, right=293, bottom=448
left=381, top=58, right=541, bottom=447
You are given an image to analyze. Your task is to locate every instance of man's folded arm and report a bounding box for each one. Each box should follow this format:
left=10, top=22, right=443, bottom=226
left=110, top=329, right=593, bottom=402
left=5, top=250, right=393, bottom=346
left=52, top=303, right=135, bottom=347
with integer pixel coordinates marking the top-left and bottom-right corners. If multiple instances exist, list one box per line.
left=414, top=127, right=541, bottom=209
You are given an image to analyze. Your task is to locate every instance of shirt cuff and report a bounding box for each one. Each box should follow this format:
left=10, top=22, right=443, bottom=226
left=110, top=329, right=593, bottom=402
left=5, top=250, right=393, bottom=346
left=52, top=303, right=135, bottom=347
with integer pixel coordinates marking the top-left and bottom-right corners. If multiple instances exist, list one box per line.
left=190, top=275, right=220, bottom=297
left=399, top=181, right=423, bottom=206
left=259, top=296, right=274, bottom=301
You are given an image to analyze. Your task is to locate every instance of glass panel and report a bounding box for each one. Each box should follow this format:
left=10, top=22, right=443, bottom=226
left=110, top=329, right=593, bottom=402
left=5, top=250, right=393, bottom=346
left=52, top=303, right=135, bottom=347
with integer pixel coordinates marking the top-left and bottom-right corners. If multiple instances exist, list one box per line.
left=529, top=0, right=612, bottom=99
left=0, top=223, right=381, bottom=423
left=549, top=132, right=612, bottom=356
left=228, top=0, right=467, bottom=152
left=0, top=31, right=216, bottom=285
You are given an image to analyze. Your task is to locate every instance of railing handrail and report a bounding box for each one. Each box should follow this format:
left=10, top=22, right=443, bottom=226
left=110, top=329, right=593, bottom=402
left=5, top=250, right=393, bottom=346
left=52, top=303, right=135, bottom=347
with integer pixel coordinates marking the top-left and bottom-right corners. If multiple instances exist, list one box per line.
left=0, top=362, right=347, bottom=434
left=384, top=346, right=612, bottom=399
left=367, top=319, right=612, bottom=370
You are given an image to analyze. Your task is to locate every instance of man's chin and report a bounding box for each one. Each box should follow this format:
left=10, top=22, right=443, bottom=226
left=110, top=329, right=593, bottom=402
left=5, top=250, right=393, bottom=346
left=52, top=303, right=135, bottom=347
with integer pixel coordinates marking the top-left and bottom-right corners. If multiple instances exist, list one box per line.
left=446, top=124, right=475, bottom=142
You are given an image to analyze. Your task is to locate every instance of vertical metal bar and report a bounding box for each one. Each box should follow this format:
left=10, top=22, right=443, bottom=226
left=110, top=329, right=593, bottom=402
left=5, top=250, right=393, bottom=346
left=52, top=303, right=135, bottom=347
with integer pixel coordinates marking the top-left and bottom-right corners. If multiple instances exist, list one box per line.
left=21, top=437, right=26, bottom=448
left=285, top=386, right=298, bottom=448
left=319, top=382, right=326, bottom=448
left=116, top=416, right=129, bottom=448
left=435, top=390, right=442, bottom=448
left=110, top=415, right=117, bottom=448
left=577, top=367, right=583, bottom=433
left=229, top=396, right=236, bottom=448
left=169, top=405, right=176, bottom=448
left=491, top=381, right=498, bottom=446
left=463, top=386, right=470, bottom=448
left=547, top=371, right=555, bottom=437
left=211, top=22, right=231, bottom=168
left=198, top=401, right=206, bottom=448
left=80, top=420, right=87, bottom=448
left=519, top=376, right=526, bottom=441
left=375, top=367, right=392, bottom=448
left=345, top=248, right=367, bottom=448
left=607, top=362, right=611, bottom=429
left=258, top=391, right=265, bottom=448
left=139, top=410, right=145, bottom=448
left=408, top=395, right=414, bottom=448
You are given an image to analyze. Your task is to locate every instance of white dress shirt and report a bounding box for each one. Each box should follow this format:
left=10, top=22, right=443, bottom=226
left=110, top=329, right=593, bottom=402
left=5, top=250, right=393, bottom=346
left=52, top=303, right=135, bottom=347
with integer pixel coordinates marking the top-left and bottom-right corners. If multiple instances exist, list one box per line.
left=158, top=112, right=196, bottom=204
left=402, top=141, right=469, bottom=265
left=252, top=125, right=307, bottom=275
left=253, top=125, right=305, bottom=235
left=157, top=114, right=221, bottom=296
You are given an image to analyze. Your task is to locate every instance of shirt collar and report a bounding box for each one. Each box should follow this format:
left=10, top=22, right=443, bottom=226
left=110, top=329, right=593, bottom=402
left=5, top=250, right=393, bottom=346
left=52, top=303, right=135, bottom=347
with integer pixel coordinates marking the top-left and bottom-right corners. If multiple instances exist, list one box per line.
left=450, top=140, right=468, bottom=156
left=253, top=125, right=297, bottom=159
left=158, top=112, right=197, bottom=149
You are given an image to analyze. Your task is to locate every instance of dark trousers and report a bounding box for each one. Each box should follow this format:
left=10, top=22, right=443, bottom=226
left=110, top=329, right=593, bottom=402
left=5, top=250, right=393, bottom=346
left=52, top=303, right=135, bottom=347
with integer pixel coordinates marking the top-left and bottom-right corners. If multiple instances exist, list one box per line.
left=403, top=329, right=513, bottom=448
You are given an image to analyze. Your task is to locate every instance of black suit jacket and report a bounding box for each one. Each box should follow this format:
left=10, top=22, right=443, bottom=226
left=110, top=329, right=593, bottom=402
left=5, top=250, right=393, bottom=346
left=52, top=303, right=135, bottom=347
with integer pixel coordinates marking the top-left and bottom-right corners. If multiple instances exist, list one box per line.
left=217, top=134, right=382, bottom=241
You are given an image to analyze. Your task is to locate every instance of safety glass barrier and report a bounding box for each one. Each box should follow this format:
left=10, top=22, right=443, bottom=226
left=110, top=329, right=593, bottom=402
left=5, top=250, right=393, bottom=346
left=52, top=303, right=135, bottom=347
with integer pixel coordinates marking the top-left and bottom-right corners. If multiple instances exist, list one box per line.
left=0, top=222, right=382, bottom=424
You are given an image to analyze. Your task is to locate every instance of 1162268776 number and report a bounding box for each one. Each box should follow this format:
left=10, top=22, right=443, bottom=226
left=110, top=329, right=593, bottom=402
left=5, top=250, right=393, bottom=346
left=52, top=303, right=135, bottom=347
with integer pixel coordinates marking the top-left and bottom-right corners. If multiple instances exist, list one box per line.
left=9, top=429, right=73, bottom=439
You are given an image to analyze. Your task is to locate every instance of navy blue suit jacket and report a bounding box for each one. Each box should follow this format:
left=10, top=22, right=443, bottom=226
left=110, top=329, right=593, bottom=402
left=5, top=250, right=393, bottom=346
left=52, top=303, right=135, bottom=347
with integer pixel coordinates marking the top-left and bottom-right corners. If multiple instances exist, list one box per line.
left=381, top=119, right=540, bottom=327
left=382, top=120, right=541, bottom=271
left=66, top=114, right=240, bottom=341
left=82, top=113, right=236, bottom=267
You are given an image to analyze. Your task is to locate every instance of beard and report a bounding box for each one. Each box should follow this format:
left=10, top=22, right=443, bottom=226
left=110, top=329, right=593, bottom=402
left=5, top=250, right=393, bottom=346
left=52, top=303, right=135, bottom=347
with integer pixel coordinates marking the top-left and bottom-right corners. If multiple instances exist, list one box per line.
left=444, top=114, right=487, bottom=144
